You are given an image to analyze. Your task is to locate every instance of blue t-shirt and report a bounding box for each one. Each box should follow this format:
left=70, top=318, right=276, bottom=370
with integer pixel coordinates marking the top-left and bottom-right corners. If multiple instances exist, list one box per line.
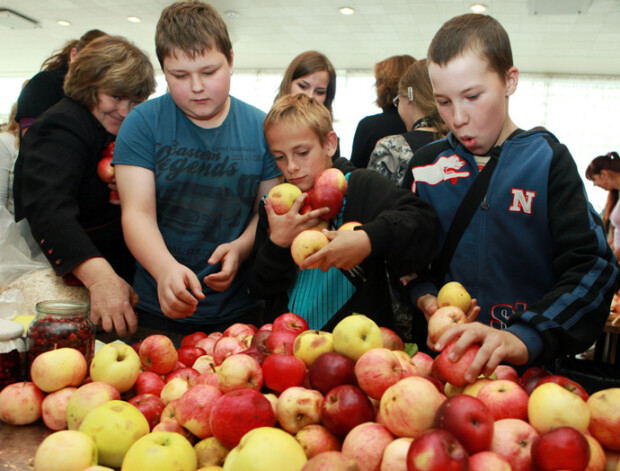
left=114, top=94, right=280, bottom=324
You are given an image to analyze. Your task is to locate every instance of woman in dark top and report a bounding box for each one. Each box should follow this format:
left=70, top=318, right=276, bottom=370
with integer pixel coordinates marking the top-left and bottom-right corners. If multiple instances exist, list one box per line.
left=350, top=54, right=415, bottom=168
left=13, top=35, right=155, bottom=337
left=15, top=29, right=106, bottom=135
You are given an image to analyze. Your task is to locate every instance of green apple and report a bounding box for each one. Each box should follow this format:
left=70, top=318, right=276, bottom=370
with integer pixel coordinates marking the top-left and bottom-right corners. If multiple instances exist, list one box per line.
left=89, top=343, right=141, bottom=393
left=223, top=427, right=307, bottom=471
left=33, top=430, right=97, bottom=471
left=121, top=431, right=197, bottom=471
left=332, top=314, right=382, bottom=361
left=293, top=330, right=334, bottom=367
left=79, top=400, right=149, bottom=468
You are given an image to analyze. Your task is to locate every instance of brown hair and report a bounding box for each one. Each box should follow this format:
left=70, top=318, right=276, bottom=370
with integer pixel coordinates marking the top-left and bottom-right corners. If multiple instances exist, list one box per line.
left=155, top=0, right=232, bottom=68
left=40, top=29, right=107, bottom=71
left=374, top=55, right=416, bottom=110
left=275, top=51, right=337, bottom=116
left=428, top=14, right=513, bottom=81
left=398, top=59, right=449, bottom=137
left=585, top=152, right=620, bottom=180
left=264, top=94, right=333, bottom=147
left=64, top=35, right=155, bottom=110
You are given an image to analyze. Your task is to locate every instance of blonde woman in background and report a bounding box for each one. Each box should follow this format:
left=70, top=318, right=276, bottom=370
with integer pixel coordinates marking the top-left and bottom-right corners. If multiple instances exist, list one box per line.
left=368, top=59, right=449, bottom=186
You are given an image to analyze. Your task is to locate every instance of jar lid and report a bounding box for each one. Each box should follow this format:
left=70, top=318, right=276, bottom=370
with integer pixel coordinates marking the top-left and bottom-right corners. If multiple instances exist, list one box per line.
left=0, top=319, right=25, bottom=340
left=35, top=300, right=90, bottom=314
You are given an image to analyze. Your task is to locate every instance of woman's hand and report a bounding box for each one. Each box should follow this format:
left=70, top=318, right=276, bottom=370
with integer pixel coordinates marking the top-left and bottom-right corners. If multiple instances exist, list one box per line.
left=156, top=262, right=205, bottom=319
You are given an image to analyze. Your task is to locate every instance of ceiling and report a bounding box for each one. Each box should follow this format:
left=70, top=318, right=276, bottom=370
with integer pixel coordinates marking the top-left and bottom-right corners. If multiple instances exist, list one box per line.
left=1, top=0, right=620, bottom=78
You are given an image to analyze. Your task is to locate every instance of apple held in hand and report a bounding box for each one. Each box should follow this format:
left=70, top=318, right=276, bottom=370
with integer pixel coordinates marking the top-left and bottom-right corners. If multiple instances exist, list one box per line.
left=337, top=221, right=362, bottom=231
left=332, top=313, right=383, bottom=362
left=210, top=389, right=276, bottom=449
left=139, top=334, right=179, bottom=375
left=121, top=431, right=197, bottom=471
left=436, top=281, right=472, bottom=313
left=434, top=393, right=494, bottom=454
left=531, top=426, right=590, bottom=471
left=310, top=185, right=344, bottom=220
left=406, top=429, right=468, bottom=471
left=427, top=306, right=467, bottom=344
left=30, top=347, right=87, bottom=393
left=431, top=340, right=480, bottom=387
left=34, top=430, right=98, bottom=471
left=97, top=156, right=115, bottom=184
left=90, top=342, right=141, bottom=393
left=267, top=182, right=303, bottom=215
left=319, top=384, right=375, bottom=438
left=308, top=351, right=356, bottom=395
left=291, top=230, right=329, bottom=268
left=314, top=168, right=348, bottom=195
left=0, top=381, right=44, bottom=425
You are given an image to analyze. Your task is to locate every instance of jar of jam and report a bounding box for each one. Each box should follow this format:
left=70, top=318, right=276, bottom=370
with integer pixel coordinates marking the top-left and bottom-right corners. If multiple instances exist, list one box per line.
left=27, top=300, right=95, bottom=369
left=0, top=319, right=27, bottom=389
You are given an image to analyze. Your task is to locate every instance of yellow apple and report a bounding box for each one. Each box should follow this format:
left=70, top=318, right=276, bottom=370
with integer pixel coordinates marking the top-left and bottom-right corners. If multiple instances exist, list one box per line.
left=463, top=378, right=494, bottom=397
left=332, top=314, right=382, bottom=361
left=587, top=387, right=620, bottom=451
left=79, top=400, right=149, bottom=468
left=338, top=221, right=362, bottom=231
left=223, top=426, right=307, bottom=471
left=437, top=281, right=472, bottom=313
left=291, top=230, right=329, bottom=268
left=527, top=382, right=590, bottom=434
left=195, top=436, right=230, bottom=468
left=33, top=430, right=97, bottom=471
left=267, top=183, right=302, bottom=215
left=293, top=330, right=334, bottom=366
left=89, top=343, right=141, bottom=393
left=30, top=347, right=87, bottom=393
left=121, top=431, right=197, bottom=471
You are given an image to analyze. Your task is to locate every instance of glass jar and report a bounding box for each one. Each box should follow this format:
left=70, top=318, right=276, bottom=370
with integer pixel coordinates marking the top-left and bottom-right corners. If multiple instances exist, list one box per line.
left=27, top=300, right=95, bottom=370
left=0, top=319, right=27, bottom=389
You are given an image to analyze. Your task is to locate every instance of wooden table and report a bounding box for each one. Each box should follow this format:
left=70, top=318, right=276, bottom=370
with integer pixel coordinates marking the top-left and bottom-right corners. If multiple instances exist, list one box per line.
left=0, top=326, right=185, bottom=470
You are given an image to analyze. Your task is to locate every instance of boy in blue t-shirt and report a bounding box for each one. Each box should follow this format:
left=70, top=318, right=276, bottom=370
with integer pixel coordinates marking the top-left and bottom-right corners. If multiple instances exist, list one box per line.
left=113, top=1, right=281, bottom=332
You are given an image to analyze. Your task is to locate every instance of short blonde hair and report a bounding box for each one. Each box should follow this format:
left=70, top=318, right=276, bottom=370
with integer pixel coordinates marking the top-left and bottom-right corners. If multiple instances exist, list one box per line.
left=155, top=1, right=232, bottom=67
left=64, top=35, right=155, bottom=110
left=264, top=94, right=333, bottom=146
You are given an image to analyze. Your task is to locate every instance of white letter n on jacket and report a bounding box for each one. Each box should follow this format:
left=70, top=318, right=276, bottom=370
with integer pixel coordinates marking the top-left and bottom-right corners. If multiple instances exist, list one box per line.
left=508, top=189, right=536, bottom=214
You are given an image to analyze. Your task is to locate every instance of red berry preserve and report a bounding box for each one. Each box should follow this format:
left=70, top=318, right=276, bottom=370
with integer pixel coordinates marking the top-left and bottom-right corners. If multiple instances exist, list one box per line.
left=27, top=300, right=94, bottom=370
left=0, top=319, right=27, bottom=389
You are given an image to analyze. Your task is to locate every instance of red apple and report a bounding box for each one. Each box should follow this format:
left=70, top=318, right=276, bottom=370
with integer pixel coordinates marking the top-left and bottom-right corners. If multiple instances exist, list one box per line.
left=427, top=305, right=467, bottom=344
left=319, top=384, right=375, bottom=438
left=406, top=429, right=468, bottom=471
left=434, top=393, right=494, bottom=454
left=180, top=331, right=208, bottom=348
left=468, top=451, right=512, bottom=470
left=195, top=336, right=218, bottom=356
left=477, top=379, right=529, bottom=421
left=308, top=351, right=357, bottom=395
left=41, top=386, right=77, bottom=431
left=174, top=384, right=222, bottom=439
left=490, top=418, right=539, bottom=471
left=276, top=386, right=323, bottom=434
left=139, top=334, right=179, bottom=375
left=238, top=345, right=267, bottom=365
left=128, top=393, right=165, bottom=431
left=134, top=371, right=166, bottom=397
left=272, top=312, right=309, bottom=336
left=212, top=336, right=245, bottom=365
left=520, top=366, right=551, bottom=394
left=191, top=354, right=216, bottom=375
left=535, top=374, right=589, bottom=402
left=411, top=351, right=434, bottom=377
left=131, top=341, right=142, bottom=355
left=0, top=381, right=45, bottom=425
left=249, top=329, right=272, bottom=352
left=354, top=347, right=411, bottom=400
left=341, top=422, right=394, bottom=471
left=379, top=327, right=405, bottom=351
left=217, top=353, right=263, bottom=393
left=314, top=168, right=348, bottom=195
left=493, top=364, right=520, bottom=383
left=301, top=451, right=360, bottom=470
left=431, top=341, right=481, bottom=387
left=176, top=346, right=207, bottom=368
left=195, top=371, right=219, bottom=388
left=101, top=141, right=115, bottom=158
left=223, top=323, right=257, bottom=342
left=310, top=184, right=344, bottom=219
left=531, top=426, right=590, bottom=471
left=295, top=424, right=341, bottom=459
left=209, top=389, right=276, bottom=449
left=262, top=353, right=307, bottom=393
left=97, top=155, right=115, bottom=183
left=423, top=375, right=445, bottom=394
left=164, top=367, right=200, bottom=386
left=265, top=329, right=297, bottom=354
left=151, top=418, right=195, bottom=444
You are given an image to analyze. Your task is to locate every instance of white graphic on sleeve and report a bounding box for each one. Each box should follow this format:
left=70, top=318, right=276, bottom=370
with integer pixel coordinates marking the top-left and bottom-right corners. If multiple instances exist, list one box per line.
left=508, top=189, right=536, bottom=214
left=410, top=154, right=470, bottom=192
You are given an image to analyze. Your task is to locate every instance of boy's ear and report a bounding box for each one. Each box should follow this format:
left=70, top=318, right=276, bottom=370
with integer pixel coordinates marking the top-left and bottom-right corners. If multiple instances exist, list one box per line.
left=505, top=66, right=519, bottom=97
left=326, top=131, right=338, bottom=158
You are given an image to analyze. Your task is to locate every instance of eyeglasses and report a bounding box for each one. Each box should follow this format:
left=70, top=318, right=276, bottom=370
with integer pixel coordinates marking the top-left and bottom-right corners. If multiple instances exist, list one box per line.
left=392, top=95, right=401, bottom=107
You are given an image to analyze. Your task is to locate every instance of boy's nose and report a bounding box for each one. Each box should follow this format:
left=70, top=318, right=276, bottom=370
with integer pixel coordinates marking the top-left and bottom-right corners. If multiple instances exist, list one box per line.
left=190, top=75, right=204, bottom=92
left=452, top=105, right=468, bottom=127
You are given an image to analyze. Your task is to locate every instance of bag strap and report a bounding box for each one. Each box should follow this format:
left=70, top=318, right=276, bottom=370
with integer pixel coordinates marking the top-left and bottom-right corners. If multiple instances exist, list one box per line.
left=430, top=148, right=499, bottom=283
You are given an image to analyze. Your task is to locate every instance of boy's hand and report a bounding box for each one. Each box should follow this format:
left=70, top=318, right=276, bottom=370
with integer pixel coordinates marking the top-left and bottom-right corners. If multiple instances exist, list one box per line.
left=267, top=194, right=329, bottom=247
left=157, top=262, right=205, bottom=319
left=433, top=323, right=529, bottom=383
left=417, top=294, right=439, bottom=321
left=300, top=229, right=372, bottom=272
left=204, top=242, right=240, bottom=292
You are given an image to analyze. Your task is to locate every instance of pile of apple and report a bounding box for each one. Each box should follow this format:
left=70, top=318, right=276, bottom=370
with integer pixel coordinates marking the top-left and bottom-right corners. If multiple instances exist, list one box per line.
left=2, top=307, right=620, bottom=471
left=267, top=168, right=354, bottom=267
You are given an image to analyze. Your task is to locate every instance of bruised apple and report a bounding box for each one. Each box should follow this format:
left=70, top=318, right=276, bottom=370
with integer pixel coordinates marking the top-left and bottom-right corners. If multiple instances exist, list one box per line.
left=267, top=183, right=302, bottom=215
left=436, top=281, right=472, bottom=313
